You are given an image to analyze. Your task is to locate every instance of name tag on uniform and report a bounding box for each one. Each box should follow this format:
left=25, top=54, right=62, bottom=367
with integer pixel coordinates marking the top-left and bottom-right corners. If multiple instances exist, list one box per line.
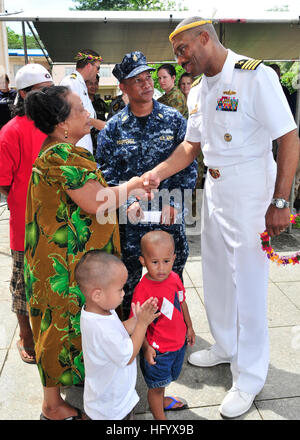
left=160, top=135, right=174, bottom=141
left=216, top=95, right=239, bottom=112
left=116, top=138, right=135, bottom=145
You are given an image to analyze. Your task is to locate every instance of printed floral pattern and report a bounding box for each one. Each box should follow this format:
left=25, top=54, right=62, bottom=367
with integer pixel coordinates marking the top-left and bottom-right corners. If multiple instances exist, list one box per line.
left=25, top=143, right=120, bottom=387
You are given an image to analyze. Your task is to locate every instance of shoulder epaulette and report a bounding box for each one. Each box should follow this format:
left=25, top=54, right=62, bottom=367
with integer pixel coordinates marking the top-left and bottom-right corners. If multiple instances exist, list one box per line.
left=191, top=76, right=202, bottom=88
left=70, top=73, right=77, bottom=79
left=235, top=59, right=263, bottom=70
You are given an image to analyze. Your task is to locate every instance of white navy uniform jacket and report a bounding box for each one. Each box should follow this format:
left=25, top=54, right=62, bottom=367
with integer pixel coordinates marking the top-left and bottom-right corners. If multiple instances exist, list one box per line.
left=60, top=70, right=95, bottom=154
left=185, top=49, right=296, bottom=168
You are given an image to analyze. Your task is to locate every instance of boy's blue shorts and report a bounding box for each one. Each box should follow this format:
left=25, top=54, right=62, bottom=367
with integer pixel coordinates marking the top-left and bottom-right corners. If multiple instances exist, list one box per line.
left=140, top=342, right=186, bottom=389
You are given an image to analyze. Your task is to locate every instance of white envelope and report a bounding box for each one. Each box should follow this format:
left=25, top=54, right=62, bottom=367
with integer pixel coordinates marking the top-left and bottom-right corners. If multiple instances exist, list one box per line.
left=141, top=211, right=161, bottom=223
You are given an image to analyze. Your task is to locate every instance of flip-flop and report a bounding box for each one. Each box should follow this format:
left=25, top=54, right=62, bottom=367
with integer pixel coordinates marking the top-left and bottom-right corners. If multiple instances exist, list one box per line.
left=16, top=340, right=36, bottom=364
left=40, top=407, right=84, bottom=420
left=164, top=396, right=188, bottom=411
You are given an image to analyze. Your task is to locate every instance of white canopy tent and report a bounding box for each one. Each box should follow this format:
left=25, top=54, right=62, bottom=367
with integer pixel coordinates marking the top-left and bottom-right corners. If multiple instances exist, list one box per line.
left=1, top=10, right=300, bottom=64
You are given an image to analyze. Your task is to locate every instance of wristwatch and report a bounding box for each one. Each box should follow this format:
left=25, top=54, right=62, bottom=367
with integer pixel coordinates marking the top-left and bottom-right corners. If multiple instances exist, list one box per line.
left=271, top=198, right=290, bottom=209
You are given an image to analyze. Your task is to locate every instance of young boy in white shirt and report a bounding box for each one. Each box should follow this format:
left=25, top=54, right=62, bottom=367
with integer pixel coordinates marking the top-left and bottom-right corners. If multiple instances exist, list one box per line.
left=75, top=250, right=160, bottom=420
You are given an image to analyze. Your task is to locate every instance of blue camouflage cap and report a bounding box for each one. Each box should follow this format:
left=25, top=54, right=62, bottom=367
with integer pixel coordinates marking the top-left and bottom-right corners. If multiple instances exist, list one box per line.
left=112, top=51, right=155, bottom=82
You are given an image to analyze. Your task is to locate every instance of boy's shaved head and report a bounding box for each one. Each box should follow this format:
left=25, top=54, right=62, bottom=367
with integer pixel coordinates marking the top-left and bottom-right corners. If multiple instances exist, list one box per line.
left=140, top=230, right=175, bottom=255
left=75, top=250, right=125, bottom=296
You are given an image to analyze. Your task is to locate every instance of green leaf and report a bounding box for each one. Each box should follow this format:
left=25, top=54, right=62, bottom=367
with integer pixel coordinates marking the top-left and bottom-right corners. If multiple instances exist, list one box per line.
left=68, top=208, right=92, bottom=255
left=100, top=232, right=115, bottom=254
left=37, top=362, right=47, bottom=386
left=70, top=312, right=81, bottom=336
left=60, top=166, right=97, bottom=190
left=32, top=171, right=40, bottom=186
left=24, top=257, right=39, bottom=303
left=58, top=344, right=72, bottom=368
left=56, top=198, right=69, bottom=223
left=40, top=308, right=52, bottom=333
left=57, top=369, right=73, bottom=386
left=49, top=224, right=69, bottom=248
left=25, top=212, right=40, bottom=257
left=73, top=352, right=85, bottom=383
left=69, top=284, right=86, bottom=308
left=49, top=143, right=72, bottom=162
left=48, top=255, right=69, bottom=297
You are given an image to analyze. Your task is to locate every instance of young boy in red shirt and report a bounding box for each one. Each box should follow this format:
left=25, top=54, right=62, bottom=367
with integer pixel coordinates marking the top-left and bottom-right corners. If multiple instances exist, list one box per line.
left=130, top=230, right=195, bottom=420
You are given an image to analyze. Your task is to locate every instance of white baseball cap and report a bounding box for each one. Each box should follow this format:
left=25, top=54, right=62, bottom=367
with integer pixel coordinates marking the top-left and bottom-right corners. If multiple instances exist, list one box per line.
left=15, top=63, right=53, bottom=91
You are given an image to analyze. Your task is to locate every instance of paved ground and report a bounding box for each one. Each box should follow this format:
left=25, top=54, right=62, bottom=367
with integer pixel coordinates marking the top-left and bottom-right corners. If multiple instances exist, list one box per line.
left=0, top=203, right=300, bottom=421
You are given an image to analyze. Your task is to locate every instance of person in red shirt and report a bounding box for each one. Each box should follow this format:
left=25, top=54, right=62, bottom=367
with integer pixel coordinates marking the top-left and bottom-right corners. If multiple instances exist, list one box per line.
left=130, top=230, right=195, bottom=420
left=0, top=64, right=53, bottom=363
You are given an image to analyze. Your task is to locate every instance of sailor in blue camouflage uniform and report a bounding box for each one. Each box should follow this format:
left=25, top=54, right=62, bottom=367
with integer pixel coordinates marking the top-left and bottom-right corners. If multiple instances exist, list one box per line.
left=97, top=51, right=197, bottom=318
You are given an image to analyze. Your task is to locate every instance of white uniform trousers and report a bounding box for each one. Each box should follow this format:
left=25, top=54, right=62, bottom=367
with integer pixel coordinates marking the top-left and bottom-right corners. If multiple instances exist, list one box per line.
left=201, top=154, right=276, bottom=395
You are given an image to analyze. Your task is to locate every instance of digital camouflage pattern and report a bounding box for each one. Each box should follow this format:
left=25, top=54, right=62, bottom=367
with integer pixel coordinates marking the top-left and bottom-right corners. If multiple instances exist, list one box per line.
left=25, top=142, right=120, bottom=387
left=97, top=99, right=197, bottom=317
left=157, top=86, right=189, bottom=119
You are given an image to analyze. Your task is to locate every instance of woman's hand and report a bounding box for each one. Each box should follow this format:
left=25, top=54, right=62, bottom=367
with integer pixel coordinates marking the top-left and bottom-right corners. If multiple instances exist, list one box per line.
left=127, top=176, right=158, bottom=201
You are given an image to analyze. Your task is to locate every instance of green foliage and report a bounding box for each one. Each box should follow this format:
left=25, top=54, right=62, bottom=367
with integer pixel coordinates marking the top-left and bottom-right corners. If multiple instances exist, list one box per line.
left=281, top=71, right=298, bottom=94
left=72, top=0, right=177, bottom=10
left=266, top=4, right=289, bottom=12
left=7, top=26, right=39, bottom=49
left=149, top=62, right=186, bottom=92
left=266, top=61, right=299, bottom=94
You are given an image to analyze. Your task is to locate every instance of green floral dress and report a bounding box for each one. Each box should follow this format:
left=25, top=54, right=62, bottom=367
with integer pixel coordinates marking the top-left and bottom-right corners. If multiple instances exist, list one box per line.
left=24, top=142, right=120, bottom=387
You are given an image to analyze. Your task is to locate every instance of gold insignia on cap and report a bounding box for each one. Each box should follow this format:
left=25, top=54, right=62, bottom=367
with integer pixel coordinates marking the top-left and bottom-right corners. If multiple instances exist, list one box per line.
left=224, top=133, right=232, bottom=142
left=223, top=90, right=236, bottom=95
left=133, top=54, right=138, bottom=61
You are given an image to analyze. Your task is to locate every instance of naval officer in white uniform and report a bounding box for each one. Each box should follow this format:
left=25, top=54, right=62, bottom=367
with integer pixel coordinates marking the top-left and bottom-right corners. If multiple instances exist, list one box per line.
left=60, top=49, right=105, bottom=154
left=142, top=17, right=299, bottom=418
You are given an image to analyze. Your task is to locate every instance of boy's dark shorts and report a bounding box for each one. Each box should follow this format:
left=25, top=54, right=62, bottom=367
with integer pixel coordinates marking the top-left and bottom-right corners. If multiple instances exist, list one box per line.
left=140, top=342, right=186, bottom=389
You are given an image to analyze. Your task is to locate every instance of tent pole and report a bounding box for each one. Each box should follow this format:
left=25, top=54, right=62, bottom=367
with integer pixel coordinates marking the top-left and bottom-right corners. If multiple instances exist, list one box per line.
left=26, top=21, right=52, bottom=69
left=21, top=21, right=28, bottom=64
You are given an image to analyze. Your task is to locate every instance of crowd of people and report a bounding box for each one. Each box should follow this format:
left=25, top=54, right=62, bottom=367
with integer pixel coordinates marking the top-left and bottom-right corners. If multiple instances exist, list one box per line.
left=0, top=16, right=299, bottom=421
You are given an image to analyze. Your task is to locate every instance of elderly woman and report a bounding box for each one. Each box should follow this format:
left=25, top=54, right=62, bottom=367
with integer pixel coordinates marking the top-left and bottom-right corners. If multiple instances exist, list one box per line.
left=24, top=85, right=150, bottom=420
left=157, top=64, right=188, bottom=118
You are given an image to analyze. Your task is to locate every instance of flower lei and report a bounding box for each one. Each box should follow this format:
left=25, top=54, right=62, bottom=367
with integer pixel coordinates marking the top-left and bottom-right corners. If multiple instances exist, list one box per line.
left=74, top=52, right=103, bottom=62
left=260, top=214, right=300, bottom=265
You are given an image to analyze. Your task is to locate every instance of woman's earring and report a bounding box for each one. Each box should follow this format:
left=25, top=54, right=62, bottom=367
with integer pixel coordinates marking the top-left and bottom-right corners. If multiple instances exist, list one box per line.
left=64, top=129, right=68, bottom=139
